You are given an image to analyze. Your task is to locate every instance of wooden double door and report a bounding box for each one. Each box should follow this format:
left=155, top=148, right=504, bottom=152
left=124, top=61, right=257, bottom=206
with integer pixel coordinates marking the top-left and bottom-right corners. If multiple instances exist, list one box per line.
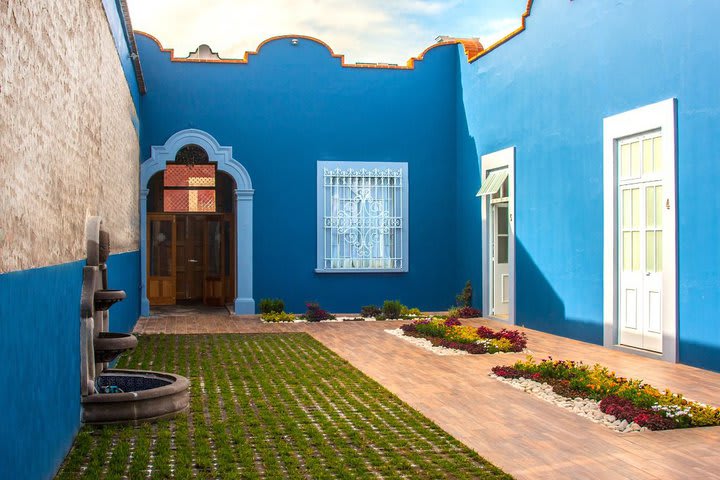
left=147, top=213, right=235, bottom=307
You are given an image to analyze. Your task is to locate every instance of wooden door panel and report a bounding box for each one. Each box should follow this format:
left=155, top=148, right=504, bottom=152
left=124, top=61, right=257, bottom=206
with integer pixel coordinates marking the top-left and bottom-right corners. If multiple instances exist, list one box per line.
left=186, top=216, right=204, bottom=299
left=204, top=218, right=224, bottom=306
left=175, top=216, right=188, bottom=299
left=147, top=214, right=176, bottom=306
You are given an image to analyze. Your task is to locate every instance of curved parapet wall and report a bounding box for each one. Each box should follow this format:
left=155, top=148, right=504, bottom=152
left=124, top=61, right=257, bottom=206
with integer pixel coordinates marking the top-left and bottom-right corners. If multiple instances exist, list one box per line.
left=134, top=30, right=482, bottom=69
left=135, top=22, right=462, bottom=314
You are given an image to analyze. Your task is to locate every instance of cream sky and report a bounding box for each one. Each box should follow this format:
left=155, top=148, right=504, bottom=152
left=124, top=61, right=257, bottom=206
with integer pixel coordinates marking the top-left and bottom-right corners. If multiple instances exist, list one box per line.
left=126, top=0, right=527, bottom=65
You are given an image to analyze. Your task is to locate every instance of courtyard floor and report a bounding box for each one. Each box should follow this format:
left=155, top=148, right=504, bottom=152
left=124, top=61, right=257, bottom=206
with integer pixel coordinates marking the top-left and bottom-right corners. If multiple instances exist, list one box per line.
left=56, top=332, right=508, bottom=479
left=132, top=314, right=720, bottom=479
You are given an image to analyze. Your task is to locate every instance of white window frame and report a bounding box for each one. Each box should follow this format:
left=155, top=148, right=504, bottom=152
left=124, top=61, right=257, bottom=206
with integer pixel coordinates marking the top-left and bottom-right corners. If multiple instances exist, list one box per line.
left=479, top=147, right=516, bottom=323
left=603, top=98, right=677, bottom=362
left=316, top=161, right=409, bottom=273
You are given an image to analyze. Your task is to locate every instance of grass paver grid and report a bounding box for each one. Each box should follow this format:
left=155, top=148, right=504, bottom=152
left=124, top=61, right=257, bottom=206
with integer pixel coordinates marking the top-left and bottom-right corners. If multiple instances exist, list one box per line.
left=56, top=333, right=510, bottom=479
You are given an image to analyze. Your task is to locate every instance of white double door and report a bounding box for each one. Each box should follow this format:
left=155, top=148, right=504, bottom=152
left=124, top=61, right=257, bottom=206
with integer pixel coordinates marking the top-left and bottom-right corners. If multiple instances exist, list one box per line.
left=618, top=134, right=664, bottom=352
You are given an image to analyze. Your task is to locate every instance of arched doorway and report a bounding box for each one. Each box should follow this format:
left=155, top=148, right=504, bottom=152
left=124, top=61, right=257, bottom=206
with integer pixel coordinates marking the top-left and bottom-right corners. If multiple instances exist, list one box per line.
left=140, top=129, right=254, bottom=315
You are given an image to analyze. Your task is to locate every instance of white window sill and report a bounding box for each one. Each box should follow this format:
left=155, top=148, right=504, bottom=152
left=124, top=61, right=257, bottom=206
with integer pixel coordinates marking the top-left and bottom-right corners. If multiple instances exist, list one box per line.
left=314, top=268, right=408, bottom=274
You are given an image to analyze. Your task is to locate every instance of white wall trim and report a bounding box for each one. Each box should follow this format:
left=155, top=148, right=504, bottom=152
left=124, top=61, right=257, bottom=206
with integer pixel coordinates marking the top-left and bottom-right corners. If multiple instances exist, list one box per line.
left=480, top=146, right=516, bottom=324
left=315, top=161, right=409, bottom=273
left=603, top=98, right=677, bottom=362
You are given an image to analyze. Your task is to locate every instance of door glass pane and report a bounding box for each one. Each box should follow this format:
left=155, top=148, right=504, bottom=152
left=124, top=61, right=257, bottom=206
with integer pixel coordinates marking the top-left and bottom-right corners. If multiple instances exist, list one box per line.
left=622, top=232, right=632, bottom=271
left=497, top=206, right=508, bottom=235
left=656, top=231, right=663, bottom=271
left=631, top=188, right=640, bottom=228
left=646, top=231, right=656, bottom=272
left=620, top=144, right=631, bottom=178
left=632, top=231, right=640, bottom=271
left=207, top=220, right=221, bottom=276
left=165, top=164, right=216, bottom=187
left=630, top=141, right=640, bottom=177
left=164, top=189, right=216, bottom=212
left=646, top=186, right=655, bottom=228
left=622, top=189, right=632, bottom=228
left=224, top=220, right=231, bottom=276
left=497, top=235, right=508, bottom=264
left=643, top=139, right=654, bottom=174
left=655, top=186, right=663, bottom=228
left=150, top=219, right=172, bottom=276
left=653, top=136, right=662, bottom=171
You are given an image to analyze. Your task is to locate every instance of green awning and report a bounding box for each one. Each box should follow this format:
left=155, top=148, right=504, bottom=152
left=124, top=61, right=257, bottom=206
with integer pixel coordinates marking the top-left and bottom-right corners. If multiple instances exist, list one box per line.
left=476, top=169, right=508, bottom=197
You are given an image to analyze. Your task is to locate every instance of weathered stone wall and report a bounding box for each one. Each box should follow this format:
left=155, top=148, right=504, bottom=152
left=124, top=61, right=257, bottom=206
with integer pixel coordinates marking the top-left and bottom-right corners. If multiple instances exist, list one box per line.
left=0, top=0, right=139, bottom=273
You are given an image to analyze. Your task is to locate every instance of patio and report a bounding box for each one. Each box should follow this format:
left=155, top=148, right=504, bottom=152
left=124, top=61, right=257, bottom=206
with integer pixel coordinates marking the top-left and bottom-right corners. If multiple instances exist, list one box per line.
left=132, top=314, right=720, bottom=479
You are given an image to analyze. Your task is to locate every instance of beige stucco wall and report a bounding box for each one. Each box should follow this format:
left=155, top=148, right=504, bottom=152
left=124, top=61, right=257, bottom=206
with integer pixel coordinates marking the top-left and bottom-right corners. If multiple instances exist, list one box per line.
left=0, top=0, right=139, bottom=273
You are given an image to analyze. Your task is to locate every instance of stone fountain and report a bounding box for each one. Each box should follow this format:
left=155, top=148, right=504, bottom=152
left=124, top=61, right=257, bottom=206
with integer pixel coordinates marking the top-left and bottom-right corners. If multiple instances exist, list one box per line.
left=80, top=217, right=189, bottom=424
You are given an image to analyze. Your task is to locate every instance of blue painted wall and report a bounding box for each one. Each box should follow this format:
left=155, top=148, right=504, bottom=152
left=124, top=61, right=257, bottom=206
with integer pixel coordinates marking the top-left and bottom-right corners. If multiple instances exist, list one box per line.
left=0, top=252, right=139, bottom=479
left=106, top=251, right=141, bottom=333
left=457, top=0, right=720, bottom=370
left=137, top=35, right=462, bottom=313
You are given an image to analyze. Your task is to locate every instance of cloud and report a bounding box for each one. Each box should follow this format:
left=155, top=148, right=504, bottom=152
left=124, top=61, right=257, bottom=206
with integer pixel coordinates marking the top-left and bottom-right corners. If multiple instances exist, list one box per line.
left=126, top=0, right=522, bottom=64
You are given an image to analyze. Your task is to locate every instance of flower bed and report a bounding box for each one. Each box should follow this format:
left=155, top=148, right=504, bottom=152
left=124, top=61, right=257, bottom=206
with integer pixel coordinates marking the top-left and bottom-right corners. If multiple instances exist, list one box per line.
left=492, top=357, right=720, bottom=431
left=260, top=300, right=424, bottom=323
left=397, top=318, right=527, bottom=354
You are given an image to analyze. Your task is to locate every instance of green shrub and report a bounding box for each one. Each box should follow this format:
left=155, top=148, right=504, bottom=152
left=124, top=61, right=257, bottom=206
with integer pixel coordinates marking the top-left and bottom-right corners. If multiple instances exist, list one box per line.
left=455, top=280, right=473, bottom=307
left=360, top=305, right=382, bottom=318
left=382, top=300, right=404, bottom=319
left=259, top=298, right=284, bottom=314
left=262, top=312, right=296, bottom=323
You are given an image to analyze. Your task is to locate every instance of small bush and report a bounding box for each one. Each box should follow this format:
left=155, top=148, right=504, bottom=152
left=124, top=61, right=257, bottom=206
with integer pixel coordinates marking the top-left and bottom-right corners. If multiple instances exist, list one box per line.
left=457, top=306, right=482, bottom=318
left=444, top=325, right=480, bottom=344
left=262, top=312, right=296, bottom=323
left=492, top=365, right=524, bottom=378
left=360, top=305, right=382, bottom=318
left=405, top=307, right=422, bottom=317
left=455, top=280, right=473, bottom=307
left=304, top=302, right=335, bottom=322
left=412, top=318, right=449, bottom=338
left=444, top=317, right=462, bottom=327
left=476, top=326, right=496, bottom=338
left=259, top=298, right=284, bottom=314
left=382, top=300, right=404, bottom=319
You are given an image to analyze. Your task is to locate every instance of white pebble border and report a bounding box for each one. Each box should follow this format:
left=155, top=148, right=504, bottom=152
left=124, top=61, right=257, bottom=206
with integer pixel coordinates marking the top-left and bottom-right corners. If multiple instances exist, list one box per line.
left=384, top=329, right=531, bottom=357
left=384, top=328, right=469, bottom=355
left=489, top=374, right=649, bottom=433
left=260, top=316, right=411, bottom=324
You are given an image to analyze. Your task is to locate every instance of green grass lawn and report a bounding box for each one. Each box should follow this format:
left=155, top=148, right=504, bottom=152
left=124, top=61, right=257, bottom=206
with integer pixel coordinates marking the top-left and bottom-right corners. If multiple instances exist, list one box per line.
left=56, top=333, right=511, bottom=479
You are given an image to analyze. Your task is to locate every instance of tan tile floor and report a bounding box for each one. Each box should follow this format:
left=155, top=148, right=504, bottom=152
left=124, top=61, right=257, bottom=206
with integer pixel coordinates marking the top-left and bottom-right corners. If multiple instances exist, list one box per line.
left=134, top=315, right=720, bottom=479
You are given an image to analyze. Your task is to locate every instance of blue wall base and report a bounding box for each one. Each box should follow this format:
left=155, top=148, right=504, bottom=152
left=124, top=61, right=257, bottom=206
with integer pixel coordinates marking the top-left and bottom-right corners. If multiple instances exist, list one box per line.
left=141, top=298, right=151, bottom=317
left=234, top=297, right=255, bottom=314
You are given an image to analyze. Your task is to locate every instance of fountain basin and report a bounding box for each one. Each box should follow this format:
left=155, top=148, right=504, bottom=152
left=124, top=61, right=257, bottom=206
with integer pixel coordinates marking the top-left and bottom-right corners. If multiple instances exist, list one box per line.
left=82, top=369, right=190, bottom=424
left=94, top=289, right=126, bottom=311
left=94, top=332, right=138, bottom=363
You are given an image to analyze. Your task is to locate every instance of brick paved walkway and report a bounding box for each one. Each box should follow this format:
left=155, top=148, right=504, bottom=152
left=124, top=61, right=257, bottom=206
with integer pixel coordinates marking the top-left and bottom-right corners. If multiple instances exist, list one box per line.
left=134, top=315, right=720, bottom=479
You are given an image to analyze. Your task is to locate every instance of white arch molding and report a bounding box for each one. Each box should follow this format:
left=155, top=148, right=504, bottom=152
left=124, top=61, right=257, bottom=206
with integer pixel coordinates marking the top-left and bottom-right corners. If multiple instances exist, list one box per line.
left=139, top=129, right=255, bottom=315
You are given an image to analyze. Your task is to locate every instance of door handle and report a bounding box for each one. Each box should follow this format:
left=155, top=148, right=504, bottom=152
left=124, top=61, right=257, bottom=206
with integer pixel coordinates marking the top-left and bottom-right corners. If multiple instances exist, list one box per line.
left=645, top=272, right=651, bottom=276
left=189, top=259, right=199, bottom=263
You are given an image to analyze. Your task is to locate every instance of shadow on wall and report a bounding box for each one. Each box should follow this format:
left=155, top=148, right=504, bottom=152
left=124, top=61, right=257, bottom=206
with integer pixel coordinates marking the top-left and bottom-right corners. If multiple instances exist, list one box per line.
left=515, top=238, right=603, bottom=345
left=454, top=50, right=483, bottom=311
left=679, top=340, right=720, bottom=374
left=106, top=251, right=140, bottom=333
